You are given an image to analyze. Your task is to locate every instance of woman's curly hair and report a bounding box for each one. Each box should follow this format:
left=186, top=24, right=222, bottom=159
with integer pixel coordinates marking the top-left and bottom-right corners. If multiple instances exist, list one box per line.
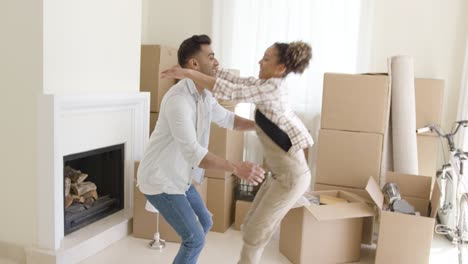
left=274, top=41, right=312, bottom=76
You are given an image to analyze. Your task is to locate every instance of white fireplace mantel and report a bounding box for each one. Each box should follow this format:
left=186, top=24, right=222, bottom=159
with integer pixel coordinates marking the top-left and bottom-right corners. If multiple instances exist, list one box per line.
left=31, top=92, right=149, bottom=264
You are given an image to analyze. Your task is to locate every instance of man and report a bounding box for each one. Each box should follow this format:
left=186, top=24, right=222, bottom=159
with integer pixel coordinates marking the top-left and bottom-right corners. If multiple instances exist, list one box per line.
left=137, top=35, right=265, bottom=264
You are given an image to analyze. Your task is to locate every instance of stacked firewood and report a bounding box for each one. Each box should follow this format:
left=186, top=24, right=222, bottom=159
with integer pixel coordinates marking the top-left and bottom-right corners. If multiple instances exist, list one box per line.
left=64, top=166, right=98, bottom=209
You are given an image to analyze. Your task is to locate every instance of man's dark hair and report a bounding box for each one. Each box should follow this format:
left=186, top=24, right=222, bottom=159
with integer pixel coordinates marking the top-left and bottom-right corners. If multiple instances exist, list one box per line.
left=178, top=35, right=211, bottom=68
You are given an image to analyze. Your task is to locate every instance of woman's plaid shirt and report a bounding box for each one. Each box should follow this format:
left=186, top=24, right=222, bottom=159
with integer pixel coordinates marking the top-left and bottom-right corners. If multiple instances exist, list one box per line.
left=213, top=69, right=314, bottom=153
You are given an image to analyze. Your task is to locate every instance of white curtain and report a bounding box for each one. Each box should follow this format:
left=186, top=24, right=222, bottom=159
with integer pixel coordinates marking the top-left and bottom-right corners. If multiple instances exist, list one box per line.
left=212, top=0, right=373, bottom=174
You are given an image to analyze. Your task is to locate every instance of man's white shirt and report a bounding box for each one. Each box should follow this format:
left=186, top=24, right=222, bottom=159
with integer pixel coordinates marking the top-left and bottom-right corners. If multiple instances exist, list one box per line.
left=137, top=78, right=235, bottom=195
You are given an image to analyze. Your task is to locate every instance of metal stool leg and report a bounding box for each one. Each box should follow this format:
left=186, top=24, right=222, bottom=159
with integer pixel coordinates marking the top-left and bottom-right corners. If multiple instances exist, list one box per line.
left=148, top=212, right=166, bottom=250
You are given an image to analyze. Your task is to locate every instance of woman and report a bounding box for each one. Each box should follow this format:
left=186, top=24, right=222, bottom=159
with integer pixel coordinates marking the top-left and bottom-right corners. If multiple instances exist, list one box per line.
left=162, top=41, right=313, bottom=264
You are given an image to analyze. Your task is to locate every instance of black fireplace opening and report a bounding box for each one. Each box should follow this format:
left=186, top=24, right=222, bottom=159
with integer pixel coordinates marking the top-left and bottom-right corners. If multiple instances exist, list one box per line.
left=63, top=144, right=124, bottom=235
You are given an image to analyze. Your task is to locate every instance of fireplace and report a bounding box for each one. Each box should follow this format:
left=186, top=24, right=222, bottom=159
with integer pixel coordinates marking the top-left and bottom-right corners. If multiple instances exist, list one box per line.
left=31, top=93, right=149, bottom=264
left=63, top=144, right=124, bottom=235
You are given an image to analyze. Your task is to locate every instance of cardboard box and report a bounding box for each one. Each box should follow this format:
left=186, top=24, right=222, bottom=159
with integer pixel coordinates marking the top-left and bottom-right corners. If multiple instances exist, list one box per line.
left=280, top=191, right=374, bottom=264
left=415, top=78, right=444, bottom=134
left=381, top=127, right=441, bottom=185
left=316, top=129, right=383, bottom=189
left=417, top=134, right=440, bottom=178
left=205, top=114, right=244, bottom=179
left=321, top=73, right=391, bottom=134
left=365, top=172, right=441, bottom=264
left=149, top=112, right=159, bottom=136
left=133, top=161, right=207, bottom=243
left=234, top=200, right=252, bottom=230
left=314, top=183, right=373, bottom=203
left=140, top=45, right=178, bottom=112
left=313, top=183, right=376, bottom=245
left=207, top=175, right=236, bottom=232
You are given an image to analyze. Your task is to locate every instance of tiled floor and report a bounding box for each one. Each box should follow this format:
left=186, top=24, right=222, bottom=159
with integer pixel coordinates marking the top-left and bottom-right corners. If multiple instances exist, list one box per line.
left=79, top=228, right=459, bottom=264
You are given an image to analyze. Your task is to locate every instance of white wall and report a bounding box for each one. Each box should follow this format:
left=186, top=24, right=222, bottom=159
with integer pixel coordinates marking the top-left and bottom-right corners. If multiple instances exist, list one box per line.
left=0, top=0, right=42, bottom=249
left=369, top=0, right=468, bottom=131
left=142, top=0, right=213, bottom=47
left=43, top=0, right=142, bottom=94
left=0, top=0, right=142, bottom=254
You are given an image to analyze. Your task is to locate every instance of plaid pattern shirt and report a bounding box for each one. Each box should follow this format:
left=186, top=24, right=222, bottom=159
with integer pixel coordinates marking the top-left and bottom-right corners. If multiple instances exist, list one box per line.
left=213, top=69, right=314, bottom=153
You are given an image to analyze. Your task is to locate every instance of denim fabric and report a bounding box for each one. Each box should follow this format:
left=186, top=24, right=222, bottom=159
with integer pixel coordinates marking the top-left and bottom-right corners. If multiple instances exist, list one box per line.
left=145, top=184, right=212, bottom=264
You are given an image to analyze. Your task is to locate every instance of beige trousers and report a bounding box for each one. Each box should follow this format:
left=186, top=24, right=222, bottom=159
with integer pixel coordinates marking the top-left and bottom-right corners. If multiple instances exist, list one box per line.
left=238, top=127, right=311, bottom=264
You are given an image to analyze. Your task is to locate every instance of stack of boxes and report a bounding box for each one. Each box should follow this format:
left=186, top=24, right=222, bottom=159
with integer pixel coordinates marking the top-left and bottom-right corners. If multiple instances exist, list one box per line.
left=414, top=78, right=445, bottom=182
left=278, top=73, right=444, bottom=264
left=305, top=72, right=444, bottom=263
left=205, top=101, right=245, bottom=233
left=140, top=45, right=178, bottom=135
left=314, top=74, right=444, bottom=199
left=314, top=73, right=391, bottom=202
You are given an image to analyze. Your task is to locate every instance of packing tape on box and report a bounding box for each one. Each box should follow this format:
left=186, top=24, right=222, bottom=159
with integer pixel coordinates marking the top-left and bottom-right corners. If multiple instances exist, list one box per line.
left=389, top=56, right=419, bottom=175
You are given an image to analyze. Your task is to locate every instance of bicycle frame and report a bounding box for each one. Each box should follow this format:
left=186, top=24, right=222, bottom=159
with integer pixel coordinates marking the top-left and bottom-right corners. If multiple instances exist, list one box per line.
left=437, top=147, right=466, bottom=234
left=417, top=121, right=468, bottom=250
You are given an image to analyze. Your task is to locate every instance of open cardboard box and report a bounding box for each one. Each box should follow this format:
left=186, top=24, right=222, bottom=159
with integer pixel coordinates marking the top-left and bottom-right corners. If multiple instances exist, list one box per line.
left=365, top=172, right=441, bottom=264
left=280, top=190, right=375, bottom=264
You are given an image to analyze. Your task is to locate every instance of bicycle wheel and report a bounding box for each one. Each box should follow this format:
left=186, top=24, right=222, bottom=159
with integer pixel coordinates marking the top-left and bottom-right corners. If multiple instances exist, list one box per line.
left=458, top=193, right=468, bottom=264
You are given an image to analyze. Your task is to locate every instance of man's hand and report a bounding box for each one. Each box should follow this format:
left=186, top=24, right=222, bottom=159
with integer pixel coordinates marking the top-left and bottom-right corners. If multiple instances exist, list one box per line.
left=232, top=161, right=265, bottom=185
left=161, top=65, right=188, bottom=80
left=233, top=115, right=256, bottom=131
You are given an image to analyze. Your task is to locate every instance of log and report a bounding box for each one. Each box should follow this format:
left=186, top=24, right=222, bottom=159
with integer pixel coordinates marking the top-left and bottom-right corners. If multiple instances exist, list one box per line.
left=65, top=177, right=71, bottom=197
left=72, top=195, right=85, bottom=203
left=84, top=197, right=95, bottom=208
left=65, top=194, right=74, bottom=208
left=71, top=182, right=97, bottom=196
left=82, top=190, right=98, bottom=200
left=64, top=166, right=81, bottom=179
left=64, top=166, right=88, bottom=183
left=76, top=173, right=88, bottom=183
left=64, top=166, right=77, bottom=177
left=70, top=183, right=78, bottom=195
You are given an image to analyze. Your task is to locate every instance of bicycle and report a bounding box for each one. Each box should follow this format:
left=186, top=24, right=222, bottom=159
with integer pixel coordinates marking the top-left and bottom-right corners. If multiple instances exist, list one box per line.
left=417, top=120, right=468, bottom=263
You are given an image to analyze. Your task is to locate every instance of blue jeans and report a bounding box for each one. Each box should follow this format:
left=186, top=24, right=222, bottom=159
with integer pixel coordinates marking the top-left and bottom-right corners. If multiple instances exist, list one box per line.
left=145, top=184, right=212, bottom=264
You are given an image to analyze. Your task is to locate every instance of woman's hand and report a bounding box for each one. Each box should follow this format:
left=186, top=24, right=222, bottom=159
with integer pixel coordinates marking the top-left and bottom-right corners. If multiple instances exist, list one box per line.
left=161, top=65, right=189, bottom=80
left=162, top=65, right=216, bottom=91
